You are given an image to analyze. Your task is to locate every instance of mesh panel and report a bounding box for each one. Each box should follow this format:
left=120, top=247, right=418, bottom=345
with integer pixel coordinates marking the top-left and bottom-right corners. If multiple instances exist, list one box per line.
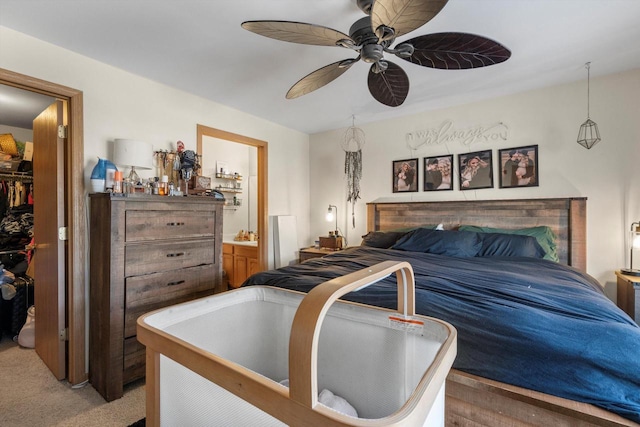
left=160, top=355, right=286, bottom=426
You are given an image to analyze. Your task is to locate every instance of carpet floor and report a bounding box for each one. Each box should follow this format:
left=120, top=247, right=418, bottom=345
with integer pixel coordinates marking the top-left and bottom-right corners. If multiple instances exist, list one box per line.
left=0, top=332, right=145, bottom=427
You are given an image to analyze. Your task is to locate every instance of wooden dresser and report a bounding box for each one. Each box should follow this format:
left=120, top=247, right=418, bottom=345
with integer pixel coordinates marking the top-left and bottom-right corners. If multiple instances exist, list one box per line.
left=89, top=193, right=224, bottom=401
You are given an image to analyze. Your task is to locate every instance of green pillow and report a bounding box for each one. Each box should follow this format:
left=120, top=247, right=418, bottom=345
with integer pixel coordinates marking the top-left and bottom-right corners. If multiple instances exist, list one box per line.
left=458, top=225, right=558, bottom=262
left=389, top=224, right=438, bottom=232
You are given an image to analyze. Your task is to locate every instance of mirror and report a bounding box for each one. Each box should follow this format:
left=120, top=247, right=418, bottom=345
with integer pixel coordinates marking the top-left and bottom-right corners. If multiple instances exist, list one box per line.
left=197, top=125, right=268, bottom=272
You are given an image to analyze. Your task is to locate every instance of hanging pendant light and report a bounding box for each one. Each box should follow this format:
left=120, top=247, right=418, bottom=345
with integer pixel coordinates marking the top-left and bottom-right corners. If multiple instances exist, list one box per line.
left=577, top=62, right=601, bottom=149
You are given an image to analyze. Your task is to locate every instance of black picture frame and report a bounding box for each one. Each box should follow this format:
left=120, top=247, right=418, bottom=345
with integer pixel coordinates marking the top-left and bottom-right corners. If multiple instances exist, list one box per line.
left=458, top=150, right=493, bottom=190
left=498, top=145, right=539, bottom=188
left=392, top=158, right=418, bottom=193
left=423, top=155, right=453, bottom=191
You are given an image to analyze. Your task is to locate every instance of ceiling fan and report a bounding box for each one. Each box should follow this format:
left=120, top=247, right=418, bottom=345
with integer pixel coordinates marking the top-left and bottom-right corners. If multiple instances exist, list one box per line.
left=242, top=0, right=511, bottom=107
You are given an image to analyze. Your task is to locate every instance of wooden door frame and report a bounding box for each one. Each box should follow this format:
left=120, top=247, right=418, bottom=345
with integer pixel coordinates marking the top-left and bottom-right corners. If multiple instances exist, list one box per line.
left=0, top=68, right=86, bottom=385
left=197, top=124, right=268, bottom=272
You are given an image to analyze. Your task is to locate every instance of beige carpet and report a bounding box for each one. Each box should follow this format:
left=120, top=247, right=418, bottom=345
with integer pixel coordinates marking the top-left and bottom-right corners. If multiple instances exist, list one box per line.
left=0, top=334, right=145, bottom=427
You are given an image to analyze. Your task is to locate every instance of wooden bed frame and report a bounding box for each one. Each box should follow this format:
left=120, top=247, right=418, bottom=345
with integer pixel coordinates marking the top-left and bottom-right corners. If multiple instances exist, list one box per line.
left=367, top=198, right=638, bottom=427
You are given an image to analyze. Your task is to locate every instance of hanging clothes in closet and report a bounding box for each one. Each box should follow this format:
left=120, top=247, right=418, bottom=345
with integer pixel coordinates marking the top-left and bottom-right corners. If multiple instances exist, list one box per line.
left=0, top=173, right=34, bottom=339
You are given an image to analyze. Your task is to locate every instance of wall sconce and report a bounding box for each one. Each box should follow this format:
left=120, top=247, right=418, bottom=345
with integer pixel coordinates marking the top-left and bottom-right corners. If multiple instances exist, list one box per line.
left=326, top=204, right=339, bottom=236
left=621, top=221, right=640, bottom=276
left=112, top=138, right=154, bottom=184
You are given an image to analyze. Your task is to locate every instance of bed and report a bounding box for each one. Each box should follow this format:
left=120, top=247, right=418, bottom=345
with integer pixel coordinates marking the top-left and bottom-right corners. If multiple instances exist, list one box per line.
left=243, top=198, right=640, bottom=426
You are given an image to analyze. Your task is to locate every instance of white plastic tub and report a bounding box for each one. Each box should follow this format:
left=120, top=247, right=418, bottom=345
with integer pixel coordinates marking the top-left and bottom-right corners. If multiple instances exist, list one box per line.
left=138, top=261, right=457, bottom=426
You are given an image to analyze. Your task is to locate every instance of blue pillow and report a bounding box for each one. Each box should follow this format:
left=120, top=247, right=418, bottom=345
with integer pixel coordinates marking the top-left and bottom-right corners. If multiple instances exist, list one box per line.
left=459, top=225, right=558, bottom=262
left=477, top=233, right=546, bottom=258
left=391, top=229, right=481, bottom=258
left=360, top=231, right=409, bottom=249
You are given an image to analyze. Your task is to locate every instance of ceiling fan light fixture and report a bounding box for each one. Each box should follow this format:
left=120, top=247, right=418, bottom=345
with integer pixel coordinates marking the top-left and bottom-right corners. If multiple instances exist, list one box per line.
left=361, top=44, right=384, bottom=63
left=577, top=62, right=601, bottom=149
left=242, top=0, right=511, bottom=107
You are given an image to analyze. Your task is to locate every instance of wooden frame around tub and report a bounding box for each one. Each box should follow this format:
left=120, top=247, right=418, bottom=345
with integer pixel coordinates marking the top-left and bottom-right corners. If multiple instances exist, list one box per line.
left=366, top=197, right=638, bottom=426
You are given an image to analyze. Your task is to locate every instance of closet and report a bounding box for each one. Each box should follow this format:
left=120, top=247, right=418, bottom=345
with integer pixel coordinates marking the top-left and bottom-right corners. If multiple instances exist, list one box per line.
left=0, top=170, right=35, bottom=341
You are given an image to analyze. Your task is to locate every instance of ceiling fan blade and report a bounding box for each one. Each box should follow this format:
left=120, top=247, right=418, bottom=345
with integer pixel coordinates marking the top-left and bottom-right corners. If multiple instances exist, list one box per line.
left=241, top=20, right=354, bottom=46
left=371, top=0, right=448, bottom=40
left=367, top=61, right=409, bottom=107
left=402, top=32, right=511, bottom=69
left=286, top=59, right=358, bottom=99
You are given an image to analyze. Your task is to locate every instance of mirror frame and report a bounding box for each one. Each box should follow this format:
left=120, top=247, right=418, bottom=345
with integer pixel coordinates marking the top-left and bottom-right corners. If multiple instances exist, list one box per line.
left=197, top=124, right=268, bottom=272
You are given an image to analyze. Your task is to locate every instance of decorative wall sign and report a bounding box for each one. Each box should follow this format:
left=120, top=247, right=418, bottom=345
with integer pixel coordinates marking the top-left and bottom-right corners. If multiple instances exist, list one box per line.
left=392, top=158, right=418, bottom=193
left=406, top=120, right=509, bottom=150
left=498, top=145, right=538, bottom=188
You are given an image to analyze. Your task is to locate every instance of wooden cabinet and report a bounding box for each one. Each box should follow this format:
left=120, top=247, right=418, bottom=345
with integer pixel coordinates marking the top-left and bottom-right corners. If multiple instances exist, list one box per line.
left=89, top=194, right=223, bottom=401
left=616, top=270, right=640, bottom=324
left=223, top=243, right=258, bottom=288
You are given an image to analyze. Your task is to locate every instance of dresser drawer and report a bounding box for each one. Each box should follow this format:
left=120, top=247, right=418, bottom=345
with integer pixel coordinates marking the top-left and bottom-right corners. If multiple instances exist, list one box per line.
left=125, top=239, right=215, bottom=277
left=125, top=209, right=217, bottom=242
left=124, top=264, right=216, bottom=337
left=123, top=337, right=146, bottom=384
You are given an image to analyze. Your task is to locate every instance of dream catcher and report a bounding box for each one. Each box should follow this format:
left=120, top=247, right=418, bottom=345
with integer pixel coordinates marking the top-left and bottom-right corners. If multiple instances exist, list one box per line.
left=342, top=117, right=365, bottom=228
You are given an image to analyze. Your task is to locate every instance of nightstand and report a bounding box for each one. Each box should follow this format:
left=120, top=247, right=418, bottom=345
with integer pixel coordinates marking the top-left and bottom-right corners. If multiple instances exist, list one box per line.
left=615, top=270, right=640, bottom=324
left=299, top=247, right=339, bottom=262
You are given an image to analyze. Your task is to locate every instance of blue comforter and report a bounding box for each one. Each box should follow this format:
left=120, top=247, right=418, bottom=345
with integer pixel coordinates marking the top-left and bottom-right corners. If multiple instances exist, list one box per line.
left=242, top=246, right=640, bottom=422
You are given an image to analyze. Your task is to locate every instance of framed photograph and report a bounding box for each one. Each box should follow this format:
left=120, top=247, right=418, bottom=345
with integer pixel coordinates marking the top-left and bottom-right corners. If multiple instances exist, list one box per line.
left=458, top=150, right=493, bottom=190
left=392, top=158, right=418, bottom=193
left=498, top=145, right=539, bottom=188
left=423, top=155, right=453, bottom=191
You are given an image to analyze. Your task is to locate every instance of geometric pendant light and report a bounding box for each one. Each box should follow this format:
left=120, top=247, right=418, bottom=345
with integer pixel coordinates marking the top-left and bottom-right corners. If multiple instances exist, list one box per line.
left=577, top=62, right=601, bottom=149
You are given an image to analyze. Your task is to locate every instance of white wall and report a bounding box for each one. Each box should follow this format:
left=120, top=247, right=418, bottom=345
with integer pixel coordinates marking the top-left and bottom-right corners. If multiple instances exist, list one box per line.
left=0, top=26, right=311, bottom=268
left=0, top=125, right=33, bottom=144
left=310, top=68, right=640, bottom=298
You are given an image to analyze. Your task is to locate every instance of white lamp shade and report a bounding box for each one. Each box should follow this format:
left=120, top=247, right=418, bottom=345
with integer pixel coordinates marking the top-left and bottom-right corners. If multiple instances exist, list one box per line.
left=112, top=139, right=153, bottom=170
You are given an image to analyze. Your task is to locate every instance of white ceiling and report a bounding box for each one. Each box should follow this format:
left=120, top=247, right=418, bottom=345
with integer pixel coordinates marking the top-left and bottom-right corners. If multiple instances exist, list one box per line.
left=1, top=0, right=640, bottom=134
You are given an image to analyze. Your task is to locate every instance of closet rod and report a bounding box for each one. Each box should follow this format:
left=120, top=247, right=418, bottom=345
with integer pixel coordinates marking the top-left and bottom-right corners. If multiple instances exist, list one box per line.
left=0, top=171, right=33, bottom=183
left=0, top=244, right=34, bottom=256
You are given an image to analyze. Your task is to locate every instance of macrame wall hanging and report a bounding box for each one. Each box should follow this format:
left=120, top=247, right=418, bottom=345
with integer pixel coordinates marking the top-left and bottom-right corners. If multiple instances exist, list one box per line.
left=342, top=116, right=365, bottom=228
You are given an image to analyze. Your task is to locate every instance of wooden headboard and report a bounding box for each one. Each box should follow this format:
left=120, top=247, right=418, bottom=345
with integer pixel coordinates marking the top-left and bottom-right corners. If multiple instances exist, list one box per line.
left=366, top=198, right=586, bottom=271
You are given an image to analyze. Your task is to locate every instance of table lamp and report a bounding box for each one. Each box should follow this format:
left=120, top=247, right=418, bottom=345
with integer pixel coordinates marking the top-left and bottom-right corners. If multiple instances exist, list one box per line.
left=621, top=221, right=640, bottom=276
left=112, top=139, right=153, bottom=184
left=326, top=204, right=339, bottom=236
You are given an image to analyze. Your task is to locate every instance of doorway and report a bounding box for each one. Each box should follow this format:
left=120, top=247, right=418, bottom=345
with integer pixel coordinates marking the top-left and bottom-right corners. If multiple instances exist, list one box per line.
left=0, top=68, right=86, bottom=385
left=196, top=125, right=268, bottom=272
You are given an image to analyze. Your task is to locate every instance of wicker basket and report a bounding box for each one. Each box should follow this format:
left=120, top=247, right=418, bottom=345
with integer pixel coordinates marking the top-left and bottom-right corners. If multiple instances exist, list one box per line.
left=0, top=134, right=18, bottom=156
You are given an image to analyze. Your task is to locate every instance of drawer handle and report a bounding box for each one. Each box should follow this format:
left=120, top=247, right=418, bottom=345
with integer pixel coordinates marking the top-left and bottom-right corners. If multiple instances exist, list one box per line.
left=167, top=280, right=185, bottom=287
left=166, top=222, right=186, bottom=227
left=166, top=252, right=186, bottom=258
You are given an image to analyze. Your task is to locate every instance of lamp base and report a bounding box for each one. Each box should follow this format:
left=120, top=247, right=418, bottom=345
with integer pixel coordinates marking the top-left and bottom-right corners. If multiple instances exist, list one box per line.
left=620, top=268, right=640, bottom=277
left=127, top=166, right=141, bottom=184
